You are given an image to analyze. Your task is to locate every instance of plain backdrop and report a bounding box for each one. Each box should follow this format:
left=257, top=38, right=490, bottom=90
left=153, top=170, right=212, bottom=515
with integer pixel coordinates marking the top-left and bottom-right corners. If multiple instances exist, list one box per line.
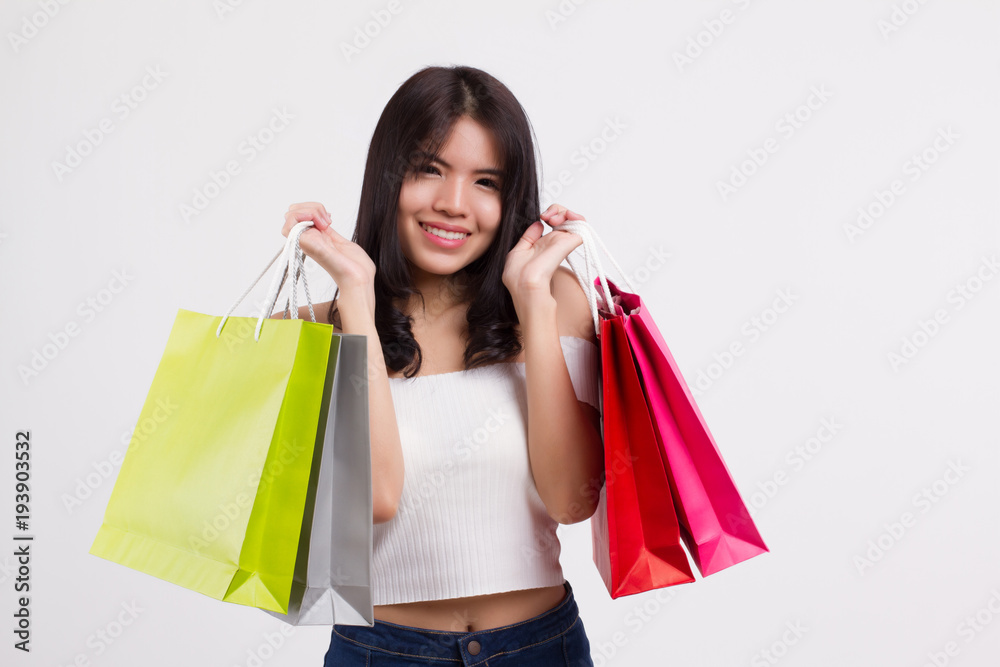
left=2, top=1, right=999, bottom=665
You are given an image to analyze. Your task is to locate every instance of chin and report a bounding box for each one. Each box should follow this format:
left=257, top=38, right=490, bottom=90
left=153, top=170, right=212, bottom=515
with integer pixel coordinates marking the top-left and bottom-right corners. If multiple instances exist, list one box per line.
left=414, top=257, right=467, bottom=277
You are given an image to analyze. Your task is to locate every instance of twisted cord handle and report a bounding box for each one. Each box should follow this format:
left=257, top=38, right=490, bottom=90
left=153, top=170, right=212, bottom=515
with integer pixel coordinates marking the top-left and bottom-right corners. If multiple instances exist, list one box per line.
left=558, top=219, right=638, bottom=338
left=216, top=220, right=318, bottom=341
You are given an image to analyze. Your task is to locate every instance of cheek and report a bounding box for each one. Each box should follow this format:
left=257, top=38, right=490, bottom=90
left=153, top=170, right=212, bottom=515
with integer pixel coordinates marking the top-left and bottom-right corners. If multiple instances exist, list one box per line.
left=397, top=181, right=419, bottom=216
left=396, top=182, right=424, bottom=240
left=475, top=198, right=503, bottom=232
left=395, top=202, right=415, bottom=256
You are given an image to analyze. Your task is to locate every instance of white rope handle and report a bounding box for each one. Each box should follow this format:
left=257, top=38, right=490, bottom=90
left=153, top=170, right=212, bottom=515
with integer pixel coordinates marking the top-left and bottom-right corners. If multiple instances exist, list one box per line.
left=254, top=220, right=318, bottom=339
left=216, top=220, right=318, bottom=341
left=280, top=237, right=316, bottom=325
left=558, top=219, right=638, bottom=339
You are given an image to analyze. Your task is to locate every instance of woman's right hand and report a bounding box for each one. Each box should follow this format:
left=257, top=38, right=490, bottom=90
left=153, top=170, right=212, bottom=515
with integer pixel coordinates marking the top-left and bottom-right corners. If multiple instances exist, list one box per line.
left=281, top=202, right=376, bottom=302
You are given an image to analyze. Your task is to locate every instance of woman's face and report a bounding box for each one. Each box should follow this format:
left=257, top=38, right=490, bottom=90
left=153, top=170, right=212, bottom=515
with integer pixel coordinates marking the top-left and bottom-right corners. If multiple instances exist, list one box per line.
left=396, top=115, right=504, bottom=283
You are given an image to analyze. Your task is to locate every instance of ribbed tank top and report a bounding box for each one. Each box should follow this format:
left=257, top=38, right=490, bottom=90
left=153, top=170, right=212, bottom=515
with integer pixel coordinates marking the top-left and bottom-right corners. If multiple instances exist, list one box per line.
left=372, top=335, right=602, bottom=605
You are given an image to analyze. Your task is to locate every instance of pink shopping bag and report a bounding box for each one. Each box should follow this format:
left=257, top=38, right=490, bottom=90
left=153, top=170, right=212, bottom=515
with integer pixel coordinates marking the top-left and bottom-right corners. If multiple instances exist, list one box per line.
left=614, top=279, right=768, bottom=575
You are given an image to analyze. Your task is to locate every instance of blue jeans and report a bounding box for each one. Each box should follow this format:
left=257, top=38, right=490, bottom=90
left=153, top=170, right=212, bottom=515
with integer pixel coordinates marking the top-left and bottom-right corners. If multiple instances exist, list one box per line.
left=324, top=580, right=594, bottom=666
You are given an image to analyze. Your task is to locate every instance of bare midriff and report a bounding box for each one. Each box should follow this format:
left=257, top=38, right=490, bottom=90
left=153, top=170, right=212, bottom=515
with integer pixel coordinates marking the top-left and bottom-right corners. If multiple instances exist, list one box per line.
left=373, top=583, right=568, bottom=632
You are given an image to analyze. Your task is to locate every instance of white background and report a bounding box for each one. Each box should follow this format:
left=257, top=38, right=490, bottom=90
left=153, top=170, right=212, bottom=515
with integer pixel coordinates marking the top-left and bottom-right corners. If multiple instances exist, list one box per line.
left=2, top=1, right=999, bottom=665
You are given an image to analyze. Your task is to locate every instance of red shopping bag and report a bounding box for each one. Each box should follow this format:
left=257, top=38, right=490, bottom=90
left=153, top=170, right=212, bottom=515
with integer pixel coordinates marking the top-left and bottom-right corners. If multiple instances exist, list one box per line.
left=590, top=303, right=695, bottom=598
left=558, top=218, right=768, bottom=598
left=613, top=278, right=769, bottom=576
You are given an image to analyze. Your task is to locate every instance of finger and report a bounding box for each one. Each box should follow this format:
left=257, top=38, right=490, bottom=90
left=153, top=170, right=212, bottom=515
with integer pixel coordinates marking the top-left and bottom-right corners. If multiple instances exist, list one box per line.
left=287, top=203, right=333, bottom=228
left=511, top=220, right=544, bottom=250
left=285, top=206, right=338, bottom=234
left=540, top=204, right=559, bottom=219
left=283, top=209, right=338, bottom=238
left=525, top=234, right=584, bottom=283
left=288, top=202, right=333, bottom=230
left=532, top=227, right=582, bottom=264
left=540, top=205, right=583, bottom=227
left=528, top=225, right=584, bottom=265
left=544, top=226, right=585, bottom=253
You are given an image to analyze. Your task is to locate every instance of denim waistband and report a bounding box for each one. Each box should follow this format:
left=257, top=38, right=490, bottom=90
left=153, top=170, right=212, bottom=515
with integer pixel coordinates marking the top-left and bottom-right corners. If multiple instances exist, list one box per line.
left=333, top=580, right=580, bottom=664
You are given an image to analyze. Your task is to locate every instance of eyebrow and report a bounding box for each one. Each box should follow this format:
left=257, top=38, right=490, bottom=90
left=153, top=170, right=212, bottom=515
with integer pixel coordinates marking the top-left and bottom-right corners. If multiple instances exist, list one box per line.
left=416, top=150, right=503, bottom=177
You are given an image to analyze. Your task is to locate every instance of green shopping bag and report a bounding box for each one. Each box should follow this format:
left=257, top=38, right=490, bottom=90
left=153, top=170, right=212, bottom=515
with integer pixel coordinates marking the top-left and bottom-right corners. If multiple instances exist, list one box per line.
left=90, top=221, right=338, bottom=614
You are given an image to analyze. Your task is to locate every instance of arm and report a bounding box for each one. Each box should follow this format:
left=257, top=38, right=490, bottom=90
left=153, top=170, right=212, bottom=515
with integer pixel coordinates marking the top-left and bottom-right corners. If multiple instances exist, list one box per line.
left=272, top=296, right=404, bottom=525
left=275, top=203, right=404, bottom=525
left=337, top=294, right=405, bottom=525
left=523, top=266, right=604, bottom=525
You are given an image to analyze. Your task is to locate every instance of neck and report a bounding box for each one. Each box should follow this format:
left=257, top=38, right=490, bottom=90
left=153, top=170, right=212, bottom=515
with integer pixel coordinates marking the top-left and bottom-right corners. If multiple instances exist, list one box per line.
left=406, top=266, right=470, bottom=321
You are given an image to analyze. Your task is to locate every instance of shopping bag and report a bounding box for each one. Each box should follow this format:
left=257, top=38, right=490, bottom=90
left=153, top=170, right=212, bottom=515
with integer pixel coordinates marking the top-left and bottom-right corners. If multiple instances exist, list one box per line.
left=623, top=285, right=768, bottom=575
left=560, top=219, right=768, bottom=593
left=262, top=331, right=374, bottom=626
left=590, top=304, right=696, bottom=598
left=90, top=221, right=373, bottom=620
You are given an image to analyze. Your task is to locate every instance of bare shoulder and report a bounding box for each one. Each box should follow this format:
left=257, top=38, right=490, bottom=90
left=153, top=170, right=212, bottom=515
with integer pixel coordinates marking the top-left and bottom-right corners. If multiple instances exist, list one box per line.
left=269, top=298, right=342, bottom=332
left=550, top=265, right=597, bottom=345
left=550, top=266, right=602, bottom=431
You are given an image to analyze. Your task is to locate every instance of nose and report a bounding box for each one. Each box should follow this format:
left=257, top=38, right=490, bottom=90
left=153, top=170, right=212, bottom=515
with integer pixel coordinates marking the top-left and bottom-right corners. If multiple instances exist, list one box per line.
left=432, top=176, right=468, bottom=218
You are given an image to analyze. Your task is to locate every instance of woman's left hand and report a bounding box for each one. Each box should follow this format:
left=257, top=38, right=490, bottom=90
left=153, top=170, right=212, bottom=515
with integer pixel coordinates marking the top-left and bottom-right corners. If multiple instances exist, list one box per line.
left=502, top=203, right=586, bottom=311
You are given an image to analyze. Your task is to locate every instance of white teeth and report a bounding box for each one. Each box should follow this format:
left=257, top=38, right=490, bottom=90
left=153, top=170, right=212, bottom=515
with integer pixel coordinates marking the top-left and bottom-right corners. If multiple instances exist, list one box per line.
left=420, top=223, right=470, bottom=240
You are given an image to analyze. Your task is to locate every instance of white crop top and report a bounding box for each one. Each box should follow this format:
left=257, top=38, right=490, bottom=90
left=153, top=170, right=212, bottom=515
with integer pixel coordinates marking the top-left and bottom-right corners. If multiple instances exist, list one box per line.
left=372, top=335, right=602, bottom=605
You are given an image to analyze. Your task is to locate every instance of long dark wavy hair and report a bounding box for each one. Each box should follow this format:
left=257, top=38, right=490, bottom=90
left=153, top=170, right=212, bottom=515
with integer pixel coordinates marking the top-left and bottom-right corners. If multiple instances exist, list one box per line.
left=325, top=65, right=541, bottom=379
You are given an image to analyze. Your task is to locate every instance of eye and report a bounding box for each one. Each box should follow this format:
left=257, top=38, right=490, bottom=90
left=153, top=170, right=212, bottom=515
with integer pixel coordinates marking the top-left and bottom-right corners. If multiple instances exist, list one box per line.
left=418, top=164, right=440, bottom=175
left=478, top=178, right=500, bottom=190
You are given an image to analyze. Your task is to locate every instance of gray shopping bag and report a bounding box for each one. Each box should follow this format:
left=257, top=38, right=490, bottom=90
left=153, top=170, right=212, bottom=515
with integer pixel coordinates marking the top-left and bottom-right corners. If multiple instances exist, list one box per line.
left=264, top=332, right=374, bottom=626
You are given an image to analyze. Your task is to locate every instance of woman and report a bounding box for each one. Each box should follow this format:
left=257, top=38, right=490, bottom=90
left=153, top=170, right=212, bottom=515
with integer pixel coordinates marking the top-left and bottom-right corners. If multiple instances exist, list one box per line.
left=278, top=65, right=603, bottom=666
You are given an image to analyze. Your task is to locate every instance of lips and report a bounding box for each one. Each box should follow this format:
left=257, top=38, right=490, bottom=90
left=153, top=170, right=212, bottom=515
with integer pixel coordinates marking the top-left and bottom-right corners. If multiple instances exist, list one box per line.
left=418, top=221, right=471, bottom=247
left=420, top=220, right=471, bottom=234
left=419, top=222, right=472, bottom=241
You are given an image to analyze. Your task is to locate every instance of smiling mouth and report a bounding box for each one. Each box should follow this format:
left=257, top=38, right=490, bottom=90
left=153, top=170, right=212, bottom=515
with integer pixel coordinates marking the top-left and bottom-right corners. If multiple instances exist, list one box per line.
left=419, top=222, right=471, bottom=240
